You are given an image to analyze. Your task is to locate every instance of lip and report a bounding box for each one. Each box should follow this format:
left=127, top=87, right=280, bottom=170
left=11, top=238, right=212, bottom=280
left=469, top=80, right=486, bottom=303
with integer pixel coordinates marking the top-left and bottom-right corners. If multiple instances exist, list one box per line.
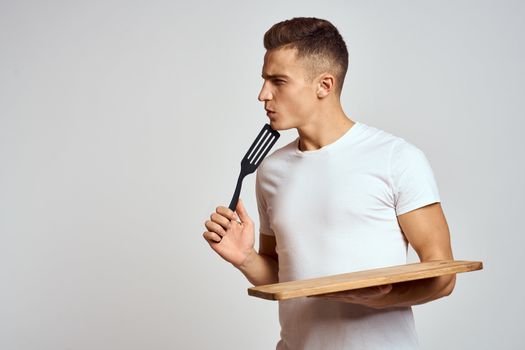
left=265, top=109, right=276, bottom=117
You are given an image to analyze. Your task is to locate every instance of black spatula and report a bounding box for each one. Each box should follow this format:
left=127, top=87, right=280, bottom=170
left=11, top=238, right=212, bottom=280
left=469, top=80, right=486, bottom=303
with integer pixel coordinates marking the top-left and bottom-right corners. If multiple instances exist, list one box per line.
left=228, top=124, right=280, bottom=211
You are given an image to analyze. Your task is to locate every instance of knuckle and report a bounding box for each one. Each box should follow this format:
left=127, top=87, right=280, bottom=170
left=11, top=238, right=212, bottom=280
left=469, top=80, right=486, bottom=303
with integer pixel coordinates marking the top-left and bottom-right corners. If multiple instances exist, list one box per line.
left=211, top=214, right=223, bottom=224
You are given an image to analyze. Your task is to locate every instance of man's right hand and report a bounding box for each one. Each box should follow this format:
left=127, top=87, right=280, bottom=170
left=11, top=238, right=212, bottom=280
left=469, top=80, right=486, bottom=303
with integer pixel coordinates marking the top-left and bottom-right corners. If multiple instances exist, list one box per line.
left=203, top=198, right=256, bottom=268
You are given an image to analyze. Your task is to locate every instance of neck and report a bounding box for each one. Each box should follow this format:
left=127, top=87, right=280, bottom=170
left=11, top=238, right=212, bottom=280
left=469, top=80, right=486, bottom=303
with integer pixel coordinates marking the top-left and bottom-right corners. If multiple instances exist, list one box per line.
left=296, top=104, right=355, bottom=152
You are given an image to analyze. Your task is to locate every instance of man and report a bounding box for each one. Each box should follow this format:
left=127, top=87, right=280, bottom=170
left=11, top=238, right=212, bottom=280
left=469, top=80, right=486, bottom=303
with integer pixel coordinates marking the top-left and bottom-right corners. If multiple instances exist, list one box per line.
left=203, top=17, right=454, bottom=349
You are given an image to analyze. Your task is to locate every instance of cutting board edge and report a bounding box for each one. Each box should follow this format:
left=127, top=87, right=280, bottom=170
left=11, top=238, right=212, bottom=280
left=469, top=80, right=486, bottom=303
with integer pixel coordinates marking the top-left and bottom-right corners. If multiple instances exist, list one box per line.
left=247, top=260, right=483, bottom=301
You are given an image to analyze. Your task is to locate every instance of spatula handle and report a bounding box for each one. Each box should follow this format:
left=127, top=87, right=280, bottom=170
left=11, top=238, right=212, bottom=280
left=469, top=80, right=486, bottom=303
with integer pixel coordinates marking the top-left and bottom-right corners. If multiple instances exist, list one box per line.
left=228, top=171, right=245, bottom=211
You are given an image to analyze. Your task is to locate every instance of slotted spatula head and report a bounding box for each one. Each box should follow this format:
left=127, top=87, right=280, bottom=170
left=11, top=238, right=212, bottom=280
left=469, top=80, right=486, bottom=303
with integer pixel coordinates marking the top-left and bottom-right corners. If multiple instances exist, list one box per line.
left=241, top=124, right=280, bottom=174
left=228, top=124, right=280, bottom=210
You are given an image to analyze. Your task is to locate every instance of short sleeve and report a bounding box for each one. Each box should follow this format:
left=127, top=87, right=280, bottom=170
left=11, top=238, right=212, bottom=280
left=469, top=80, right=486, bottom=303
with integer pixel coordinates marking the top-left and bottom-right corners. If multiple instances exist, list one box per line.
left=391, top=140, right=441, bottom=216
left=255, top=170, right=275, bottom=236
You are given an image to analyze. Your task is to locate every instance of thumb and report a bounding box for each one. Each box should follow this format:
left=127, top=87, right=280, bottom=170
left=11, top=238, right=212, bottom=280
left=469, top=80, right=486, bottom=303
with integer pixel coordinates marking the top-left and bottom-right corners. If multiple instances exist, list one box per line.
left=235, top=198, right=252, bottom=224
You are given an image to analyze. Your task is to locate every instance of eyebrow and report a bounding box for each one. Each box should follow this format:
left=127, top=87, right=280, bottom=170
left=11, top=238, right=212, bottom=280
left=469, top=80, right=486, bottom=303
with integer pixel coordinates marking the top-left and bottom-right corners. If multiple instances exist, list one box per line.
left=261, top=73, right=289, bottom=79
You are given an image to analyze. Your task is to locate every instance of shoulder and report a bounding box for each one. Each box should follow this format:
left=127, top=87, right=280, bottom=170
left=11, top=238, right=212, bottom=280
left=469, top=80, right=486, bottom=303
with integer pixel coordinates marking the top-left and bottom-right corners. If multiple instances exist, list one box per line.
left=354, top=122, right=409, bottom=154
left=352, top=123, right=430, bottom=173
left=256, top=138, right=297, bottom=181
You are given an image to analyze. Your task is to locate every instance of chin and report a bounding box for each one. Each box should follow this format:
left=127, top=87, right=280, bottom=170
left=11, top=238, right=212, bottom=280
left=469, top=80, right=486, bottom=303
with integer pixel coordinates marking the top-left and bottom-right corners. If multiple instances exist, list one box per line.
left=268, top=119, right=279, bottom=130
left=269, top=119, right=295, bottom=132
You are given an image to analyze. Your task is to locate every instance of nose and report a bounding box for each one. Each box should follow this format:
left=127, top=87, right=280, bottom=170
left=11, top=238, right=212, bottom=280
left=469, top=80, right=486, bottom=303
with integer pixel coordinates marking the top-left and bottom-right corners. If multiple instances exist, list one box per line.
left=258, top=81, right=273, bottom=102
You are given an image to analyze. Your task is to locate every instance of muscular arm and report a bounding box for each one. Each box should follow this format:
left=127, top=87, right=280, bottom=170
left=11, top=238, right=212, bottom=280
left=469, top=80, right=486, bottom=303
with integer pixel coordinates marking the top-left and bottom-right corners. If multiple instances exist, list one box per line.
left=318, top=202, right=455, bottom=308
left=374, top=202, right=455, bottom=308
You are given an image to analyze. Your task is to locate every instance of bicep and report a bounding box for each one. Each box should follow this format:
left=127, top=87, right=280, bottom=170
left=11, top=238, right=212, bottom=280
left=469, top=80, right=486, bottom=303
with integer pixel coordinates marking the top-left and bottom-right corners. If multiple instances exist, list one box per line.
left=397, top=202, right=453, bottom=261
left=259, top=233, right=278, bottom=261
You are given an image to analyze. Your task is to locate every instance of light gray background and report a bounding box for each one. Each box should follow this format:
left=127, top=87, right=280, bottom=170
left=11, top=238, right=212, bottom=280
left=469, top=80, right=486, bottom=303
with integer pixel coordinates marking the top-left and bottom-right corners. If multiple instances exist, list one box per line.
left=1, top=0, right=523, bottom=349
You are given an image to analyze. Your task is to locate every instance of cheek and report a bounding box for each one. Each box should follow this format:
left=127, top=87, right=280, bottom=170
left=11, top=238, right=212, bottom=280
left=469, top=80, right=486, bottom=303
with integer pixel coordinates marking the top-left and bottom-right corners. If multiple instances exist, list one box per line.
left=283, top=85, right=313, bottom=104
left=288, top=89, right=315, bottom=114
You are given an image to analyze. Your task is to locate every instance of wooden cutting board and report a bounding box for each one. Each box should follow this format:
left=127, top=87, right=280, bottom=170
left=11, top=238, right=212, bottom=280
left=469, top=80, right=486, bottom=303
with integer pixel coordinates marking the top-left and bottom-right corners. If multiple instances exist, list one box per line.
left=248, top=260, right=483, bottom=301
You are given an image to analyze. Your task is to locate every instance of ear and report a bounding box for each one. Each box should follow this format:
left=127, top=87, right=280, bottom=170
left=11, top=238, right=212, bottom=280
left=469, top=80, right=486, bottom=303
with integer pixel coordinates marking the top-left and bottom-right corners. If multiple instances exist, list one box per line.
left=316, top=73, right=335, bottom=98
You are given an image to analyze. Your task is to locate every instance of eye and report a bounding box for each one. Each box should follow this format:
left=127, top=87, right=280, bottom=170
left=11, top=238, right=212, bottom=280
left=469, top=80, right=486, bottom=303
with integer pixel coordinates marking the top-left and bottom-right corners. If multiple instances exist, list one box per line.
left=273, top=79, right=286, bottom=85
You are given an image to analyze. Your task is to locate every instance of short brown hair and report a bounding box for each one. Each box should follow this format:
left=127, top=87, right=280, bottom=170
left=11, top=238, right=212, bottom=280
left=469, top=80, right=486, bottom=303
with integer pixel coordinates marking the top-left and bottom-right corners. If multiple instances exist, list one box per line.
left=264, top=17, right=349, bottom=93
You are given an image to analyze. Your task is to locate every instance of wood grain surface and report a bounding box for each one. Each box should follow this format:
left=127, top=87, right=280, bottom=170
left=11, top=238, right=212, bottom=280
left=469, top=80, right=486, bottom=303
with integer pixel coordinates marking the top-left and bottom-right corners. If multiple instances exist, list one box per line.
left=248, top=260, right=483, bottom=301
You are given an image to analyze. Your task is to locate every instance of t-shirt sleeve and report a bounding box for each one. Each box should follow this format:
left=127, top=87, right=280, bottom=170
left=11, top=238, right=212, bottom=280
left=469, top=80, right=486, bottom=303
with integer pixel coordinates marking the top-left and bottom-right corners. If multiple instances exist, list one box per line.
left=391, top=139, right=441, bottom=216
left=255, top=170, right=275, bottom=236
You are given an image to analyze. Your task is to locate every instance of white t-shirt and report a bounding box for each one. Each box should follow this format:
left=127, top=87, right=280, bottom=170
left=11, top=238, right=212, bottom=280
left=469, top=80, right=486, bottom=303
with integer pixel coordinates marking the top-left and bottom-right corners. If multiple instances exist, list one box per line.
left=255, top=121, right=441, bottom=350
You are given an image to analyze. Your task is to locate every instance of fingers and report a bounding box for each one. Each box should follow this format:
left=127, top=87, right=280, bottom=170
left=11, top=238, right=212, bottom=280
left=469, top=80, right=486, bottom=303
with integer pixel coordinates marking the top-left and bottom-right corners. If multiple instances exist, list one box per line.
left=376, top=284, right=392, bottom=294
left=203, top=231, right=222, bottom=243
left=204, top=219, right=227, bottom=238
left=216, top=205, right=239, bottom=222
left=349, top=284, right=393, bottom=298
left=354, top=285, right=392, bottom=298
left=204, top=207, right=235, bottom=235
left=203, top=204, right=245, bottom=246
left=210, top=212, right=231, bottom=229
left=309, top=284, right=393, bottom=303
left=203, top=205, right=238, bottom=244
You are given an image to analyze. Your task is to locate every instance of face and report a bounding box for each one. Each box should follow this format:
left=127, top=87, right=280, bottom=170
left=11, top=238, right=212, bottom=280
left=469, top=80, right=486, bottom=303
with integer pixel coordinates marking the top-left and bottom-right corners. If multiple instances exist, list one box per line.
left=258, top=47, right=319, bottom=131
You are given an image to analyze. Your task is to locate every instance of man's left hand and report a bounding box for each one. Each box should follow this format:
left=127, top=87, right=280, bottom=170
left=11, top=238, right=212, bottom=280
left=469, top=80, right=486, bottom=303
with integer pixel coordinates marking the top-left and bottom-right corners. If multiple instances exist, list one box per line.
left=310, top=284, right=393, bottom=309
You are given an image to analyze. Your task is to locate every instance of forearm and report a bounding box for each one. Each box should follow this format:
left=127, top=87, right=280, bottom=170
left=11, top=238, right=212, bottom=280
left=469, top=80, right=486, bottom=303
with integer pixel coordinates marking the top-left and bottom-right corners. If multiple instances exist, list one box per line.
left=235, top=249, right=279, bottom=286
left=384, top=202, right=456, bottom=308
left=373, top=274, right=456, bottom=309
